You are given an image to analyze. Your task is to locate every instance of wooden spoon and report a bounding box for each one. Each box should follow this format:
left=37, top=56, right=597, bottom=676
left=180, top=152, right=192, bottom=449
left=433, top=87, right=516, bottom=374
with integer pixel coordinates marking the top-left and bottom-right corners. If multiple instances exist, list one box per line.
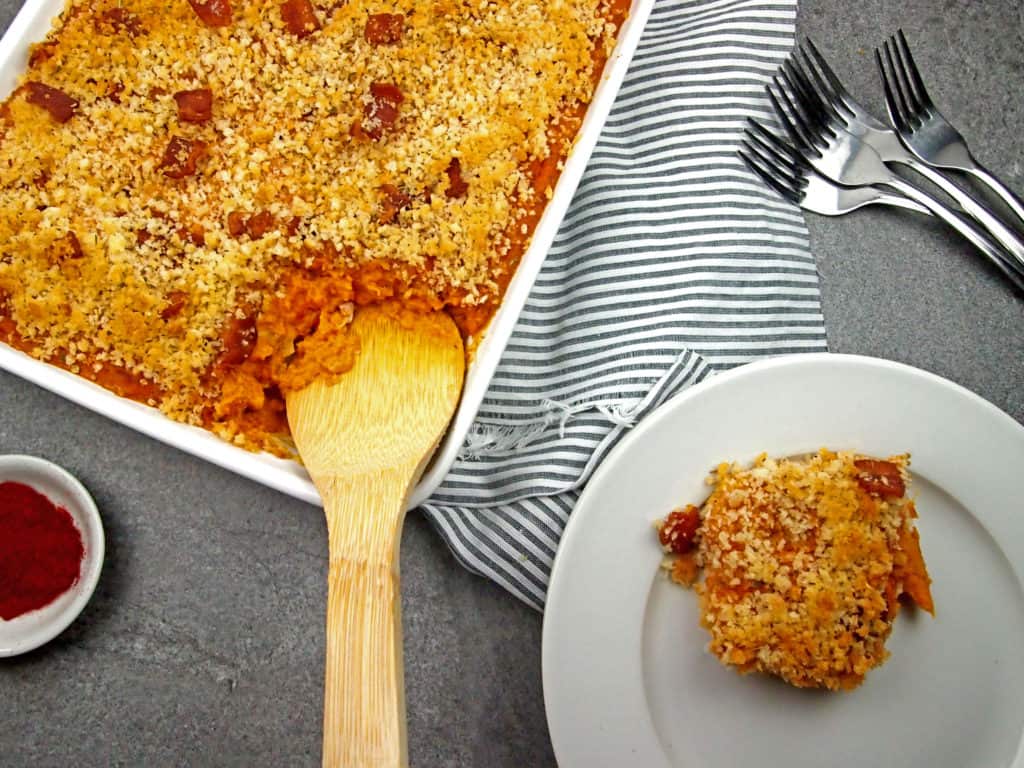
left=286, top=305, right=465, bottom=768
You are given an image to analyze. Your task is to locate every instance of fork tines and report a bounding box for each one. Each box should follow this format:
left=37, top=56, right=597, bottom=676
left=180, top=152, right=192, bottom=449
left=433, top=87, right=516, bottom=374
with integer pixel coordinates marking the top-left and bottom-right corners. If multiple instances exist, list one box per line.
left=764, top=60, right=834, bottom=156
left=739, top=119, right=809, bottom=205
left=739, top=147, right=800, bottom=205
left=876, top=29, right=932, bottom=133
left=798, top=38, right=856, bottom=115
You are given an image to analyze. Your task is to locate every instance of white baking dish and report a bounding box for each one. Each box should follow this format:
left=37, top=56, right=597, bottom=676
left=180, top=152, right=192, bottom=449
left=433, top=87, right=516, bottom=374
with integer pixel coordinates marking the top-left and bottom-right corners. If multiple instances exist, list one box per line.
left=0, top=0, right=654, bottom=508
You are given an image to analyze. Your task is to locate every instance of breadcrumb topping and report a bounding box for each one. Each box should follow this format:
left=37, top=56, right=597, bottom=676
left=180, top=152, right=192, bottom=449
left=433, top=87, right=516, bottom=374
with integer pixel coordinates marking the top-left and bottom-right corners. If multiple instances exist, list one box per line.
left=0, top=0, right=626, bottom=452
left=657, top=450, right=933, bottom=691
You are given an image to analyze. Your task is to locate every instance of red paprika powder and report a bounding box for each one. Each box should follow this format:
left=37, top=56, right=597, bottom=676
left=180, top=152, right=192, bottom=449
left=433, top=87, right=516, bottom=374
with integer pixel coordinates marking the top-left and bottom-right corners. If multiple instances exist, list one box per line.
left=0, top=481, right=84, bottom=620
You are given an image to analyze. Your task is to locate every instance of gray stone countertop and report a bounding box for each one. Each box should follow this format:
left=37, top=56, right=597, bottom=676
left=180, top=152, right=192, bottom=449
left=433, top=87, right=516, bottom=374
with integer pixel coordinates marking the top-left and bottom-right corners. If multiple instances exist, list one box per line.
left=1, top=1, right=1021, bottom=766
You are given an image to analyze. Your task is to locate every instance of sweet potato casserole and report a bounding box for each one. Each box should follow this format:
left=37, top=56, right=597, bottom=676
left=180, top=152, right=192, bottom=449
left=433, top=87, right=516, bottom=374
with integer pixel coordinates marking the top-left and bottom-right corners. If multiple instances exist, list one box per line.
left=0, top=0, right=627, bottom=454
left=657, top=450, right=933, bottom=691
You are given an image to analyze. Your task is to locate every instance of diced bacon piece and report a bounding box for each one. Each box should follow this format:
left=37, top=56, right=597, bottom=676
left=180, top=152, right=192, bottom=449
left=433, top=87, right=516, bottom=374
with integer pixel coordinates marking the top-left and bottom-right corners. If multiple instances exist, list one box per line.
left=227, top=210, right=276, bottom=238
left=445, top=158, right=469, bottom=199
left=378, top=184, right=411, bottom=224
left=246, top=211, right=275, bottom=238
left=281, top=0, right=321, bottom=38
left=658, top=505, right=701, bottom=555
left=178, top=223, right=206, bottom=247
left=370, top=83, right=403, bottom=107
left=174, top=89, right=213, bottom=124
left=188, top=0, right=233, bottom=27
left=854, top=459, right=906, bottom=499
left=160, top=136, right=208, bottom=179
left=364, top=13, right=404, bottom=45
left=219, top=312, right=257, bottom=366
left=24, top=82, right=78, bottom=123
left=227, top=211, right=247, bottom=237
left=359, top=83, right=403, bottom=140
left=161, top=291, right=188, bottom=320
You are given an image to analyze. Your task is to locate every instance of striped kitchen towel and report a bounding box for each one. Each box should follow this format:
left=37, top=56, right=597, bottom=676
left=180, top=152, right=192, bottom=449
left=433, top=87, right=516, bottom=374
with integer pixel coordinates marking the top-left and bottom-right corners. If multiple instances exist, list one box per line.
left=422, top=0, right=826, bottom=610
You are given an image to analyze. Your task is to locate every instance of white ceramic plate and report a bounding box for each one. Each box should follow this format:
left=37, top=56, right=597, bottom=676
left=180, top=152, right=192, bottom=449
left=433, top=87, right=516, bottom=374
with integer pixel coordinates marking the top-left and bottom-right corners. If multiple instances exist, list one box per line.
left=0, top=455, right=104, bottom=657
left=543, top=353, right=1024, bottom=768
left=0, top=0, right=654, bottom=509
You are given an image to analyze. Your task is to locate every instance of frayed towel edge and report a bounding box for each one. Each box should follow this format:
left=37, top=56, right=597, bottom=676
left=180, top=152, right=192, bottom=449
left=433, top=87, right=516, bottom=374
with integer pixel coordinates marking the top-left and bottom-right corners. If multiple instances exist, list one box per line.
left=459, top=395, right=643, bottom=460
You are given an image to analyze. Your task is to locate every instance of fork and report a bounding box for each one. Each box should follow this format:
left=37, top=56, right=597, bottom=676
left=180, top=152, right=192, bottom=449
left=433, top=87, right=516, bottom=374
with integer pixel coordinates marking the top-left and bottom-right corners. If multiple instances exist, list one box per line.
left=767, top=62, right=1024, bottom=293
left=739, top=120, right=931, bottom=217
left=877, top=30, right=1024, bottom=229
left=798, top=38, right=1024, bottom=268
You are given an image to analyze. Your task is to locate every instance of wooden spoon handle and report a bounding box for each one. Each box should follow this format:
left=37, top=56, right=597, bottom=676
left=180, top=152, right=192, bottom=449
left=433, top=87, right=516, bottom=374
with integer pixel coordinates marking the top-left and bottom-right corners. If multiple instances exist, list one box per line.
left=320, top=472, right=409, bottom=768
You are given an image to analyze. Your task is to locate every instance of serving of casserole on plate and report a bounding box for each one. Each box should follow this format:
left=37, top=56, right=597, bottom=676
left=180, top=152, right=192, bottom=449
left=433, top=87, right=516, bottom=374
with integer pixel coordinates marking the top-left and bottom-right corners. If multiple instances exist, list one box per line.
left=656, top=449, right=934, bottom=692
left=0, top=0, right=653, bottom=506
left=543, top=355, right=1024, bottom=768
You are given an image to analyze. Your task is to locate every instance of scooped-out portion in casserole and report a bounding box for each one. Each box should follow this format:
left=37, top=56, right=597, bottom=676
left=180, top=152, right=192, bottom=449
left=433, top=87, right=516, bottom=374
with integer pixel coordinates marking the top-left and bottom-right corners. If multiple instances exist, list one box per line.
left=656, top=449, right=933, bottom=691
left=0, top=0, right=628, bottom=455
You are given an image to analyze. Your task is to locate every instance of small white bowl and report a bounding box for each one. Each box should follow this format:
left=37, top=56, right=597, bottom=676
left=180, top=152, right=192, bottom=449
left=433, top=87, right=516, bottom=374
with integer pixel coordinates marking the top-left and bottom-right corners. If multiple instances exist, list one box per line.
left=0, top=454, right=104, bottom=657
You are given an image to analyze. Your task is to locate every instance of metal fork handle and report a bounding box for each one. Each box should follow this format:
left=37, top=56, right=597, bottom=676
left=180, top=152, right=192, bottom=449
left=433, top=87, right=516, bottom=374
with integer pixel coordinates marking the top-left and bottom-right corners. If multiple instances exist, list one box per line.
left=963, top=162, right=1024, bottom=232
left=872, top=189, right=931, bottom=215
left=893, top=155, right=1024, bottom=269
left=884, top=177, right=1024, bottom=293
